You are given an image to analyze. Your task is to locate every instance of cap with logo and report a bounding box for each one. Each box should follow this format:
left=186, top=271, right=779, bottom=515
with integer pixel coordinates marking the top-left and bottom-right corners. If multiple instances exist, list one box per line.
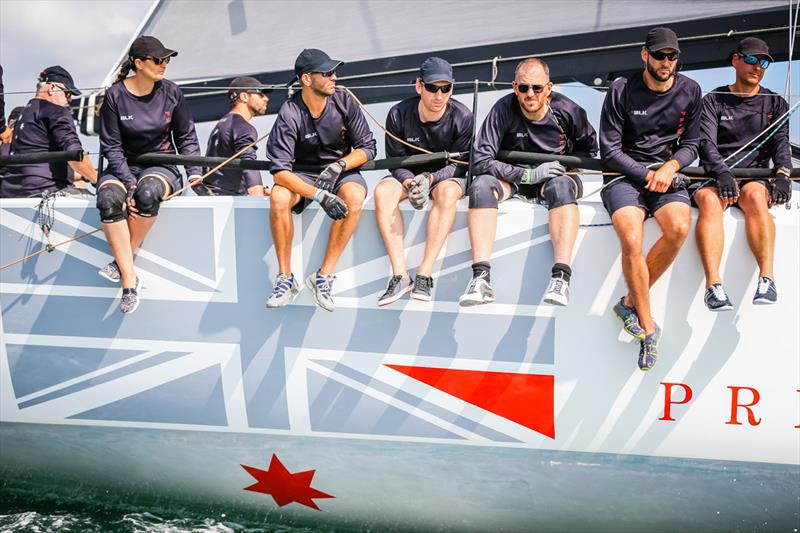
left=228, top=76, right=272, bottom=102
left=735, top=37, right=774, bottom=62
left=38, top=65, right=81, bottom=96
left=420, top=57, right=454, bottom=84
left=293, top=49, right=343, bottom=79
left=644, top=27, right=680, bottom=53
left=129, top=35, right=178, bottom=60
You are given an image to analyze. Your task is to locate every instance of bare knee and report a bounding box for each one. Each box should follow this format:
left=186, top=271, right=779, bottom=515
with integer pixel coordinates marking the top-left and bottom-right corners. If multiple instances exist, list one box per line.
left=433, top=182, right=462, bottom=207
left=663, top=218, right=690, bottom=244
left=738, top=186, right=768, bottom=213
left=695, top=189, right=724, bottom=215
left=374, top=179, right=403, bottom=211
left=269, top=186, right=295, bottom=212
left=340, top=186, right=366, bottom=213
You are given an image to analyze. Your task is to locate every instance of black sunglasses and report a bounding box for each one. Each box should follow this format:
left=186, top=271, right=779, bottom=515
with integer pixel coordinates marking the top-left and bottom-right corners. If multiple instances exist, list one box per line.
left=516, top=83, right=547, bottom=94
left=311, top=69, right=337, bottom=78
left=648, top=50, right=680, bottom=61
left=738, top=53, right=771, bottom=69
left=423, top=82, right=453, bottom=93
left=144, top=56, right=172, bottom=65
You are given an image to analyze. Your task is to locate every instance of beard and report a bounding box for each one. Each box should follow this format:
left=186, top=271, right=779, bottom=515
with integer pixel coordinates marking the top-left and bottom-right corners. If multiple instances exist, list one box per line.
left=646, top=60, right=675, bottom=82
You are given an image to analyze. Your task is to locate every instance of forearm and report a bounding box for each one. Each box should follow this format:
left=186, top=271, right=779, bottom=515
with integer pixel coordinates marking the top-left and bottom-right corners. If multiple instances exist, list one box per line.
left=69, top=156, right=98, bottom=182
left=341, top=148, right=369, bottom=170
left=274, top=170, right=318, bottom=199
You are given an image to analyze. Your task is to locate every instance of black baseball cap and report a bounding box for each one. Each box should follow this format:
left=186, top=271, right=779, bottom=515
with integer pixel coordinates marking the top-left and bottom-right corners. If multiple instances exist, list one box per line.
left=735, top=37, right=774, bottom=62
left=294, top=49, right=343, bottom=78
left=228, top=76, right=272, bottom=102
left=38, top=66, right=81, bottom=95
left=129, top=35, right=177, bottom=60
left=420, top=57, right=454, bottom=84
left=645, top=27, right=680, bottom=53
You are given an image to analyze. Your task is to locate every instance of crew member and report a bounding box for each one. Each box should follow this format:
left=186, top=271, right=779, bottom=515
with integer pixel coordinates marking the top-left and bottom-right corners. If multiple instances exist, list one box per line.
left=96, top=36, right=202, bottom=314
left=374, top=57, right=473, bottom=305
left=461, top=57, right=597, bottom=307
left=694, top=37, right=792, bottom=310
left=600, top=27, right=702, bottom=371
left=0, top=66, right=97, bottom=198
left=198, top=76, right=271, bottom=196
left=266, top=49, right=376, bottom=312
left=0, top=106, right=23, bottom=157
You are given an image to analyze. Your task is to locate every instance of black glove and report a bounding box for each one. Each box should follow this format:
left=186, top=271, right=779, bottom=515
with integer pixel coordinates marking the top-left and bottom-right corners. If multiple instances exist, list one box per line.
left=671, top=173, right=688, bottom=190
left=772, top=178, right=792, bottom=206
left=315, top=189, right=349, bottom=220
left=125, top=185, right=137, bottom=210
left=716, top=172, right=739, bottom=201
left=317, top=160, right=344, bottom=192
left=520, top=161, right=566, bottom=185
left=408, top=172, right=431, bottom=210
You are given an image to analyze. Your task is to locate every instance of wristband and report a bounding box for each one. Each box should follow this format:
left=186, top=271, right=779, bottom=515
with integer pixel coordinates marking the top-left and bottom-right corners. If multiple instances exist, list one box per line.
left=313, top=188, right=324, bottom=202
left=775, top=167, right=791, bottom=179
left=336, top=159, right=347, bottom=171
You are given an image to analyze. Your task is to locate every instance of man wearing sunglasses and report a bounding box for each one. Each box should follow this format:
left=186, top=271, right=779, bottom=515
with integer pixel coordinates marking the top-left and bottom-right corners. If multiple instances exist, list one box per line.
left=600, top=27, right=702, bottom=371
left=197, top=77, right=271, bottom=196
left=374, top=57, right=473, bottom=305
left=460, top=57, right=597, bottom=308
left=266, top=49, right=376, bottom=311
left=0, top=66, right=97, bottom=198
left=694, top=37, right=791, bottom=311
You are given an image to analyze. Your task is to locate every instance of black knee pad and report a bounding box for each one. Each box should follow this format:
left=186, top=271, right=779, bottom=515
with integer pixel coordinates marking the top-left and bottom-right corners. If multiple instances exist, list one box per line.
left=542, top=175, right=581, bottom=210
left=96, top=184, right=127, bottom=223
left=133, top=176, right=166, bottom=217
left=468, top=174, right=502, bottom=209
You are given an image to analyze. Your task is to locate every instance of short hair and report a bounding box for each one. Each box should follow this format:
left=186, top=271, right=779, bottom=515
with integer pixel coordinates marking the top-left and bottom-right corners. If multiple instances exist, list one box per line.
left=515, top=57, right=550, bottom=80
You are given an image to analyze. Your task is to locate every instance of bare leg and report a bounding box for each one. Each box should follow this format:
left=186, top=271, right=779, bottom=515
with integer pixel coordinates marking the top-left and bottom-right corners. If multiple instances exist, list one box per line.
left=374, top=179, right=408, bottom=276
left=647, top=202, right=691, bottom=287
left=693, top=187, right=726, bottom=287
left=418, top=180, right=462, bottom=276
left=320, top=182, right=366, bottom=275
left=102, top=221, right=136, bottom=288
left=269, top=185, right=301, bottom=275
left=468, top=180, right=512, bottom=263
left=612, top=207, right=653, bottom=332
left=737, top=182, right=775, bottom=279
left=548, top=203, right=579, bottom=265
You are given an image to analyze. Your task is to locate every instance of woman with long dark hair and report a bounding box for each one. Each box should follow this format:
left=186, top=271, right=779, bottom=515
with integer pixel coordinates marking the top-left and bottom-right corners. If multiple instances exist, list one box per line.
left=96, top=36, right=202, bottom=314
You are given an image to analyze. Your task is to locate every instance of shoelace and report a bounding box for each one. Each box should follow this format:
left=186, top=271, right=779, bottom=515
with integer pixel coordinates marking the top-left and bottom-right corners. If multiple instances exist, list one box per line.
left=384, top=275, right=403, bottom=295
left=550, top=278, right=564, bottom=294
left=414, top=276, right=432, bottom=292
left=317, top=274, right=335, bottom=298
left=757, top=277, right=771, bottom=294
left=710, top=284, right=727, bottom=301
left=274, top=275, right=295, bottom=294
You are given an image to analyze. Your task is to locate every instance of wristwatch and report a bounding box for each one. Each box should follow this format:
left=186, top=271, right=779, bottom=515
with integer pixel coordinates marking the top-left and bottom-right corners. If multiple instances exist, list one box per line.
left=775, top=166, right=790, bottom=179
left=336, top=159, right=347, bottom=171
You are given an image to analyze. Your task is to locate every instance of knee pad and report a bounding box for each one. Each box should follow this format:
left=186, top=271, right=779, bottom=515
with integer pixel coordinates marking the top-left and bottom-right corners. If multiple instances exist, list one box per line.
left=96, top=184, right=127, bottom=223
left=468, top=174, right=501, bottom=209
left=542, top=175, right=580, bottom=209
left=133, top=176, right=166, bottom=217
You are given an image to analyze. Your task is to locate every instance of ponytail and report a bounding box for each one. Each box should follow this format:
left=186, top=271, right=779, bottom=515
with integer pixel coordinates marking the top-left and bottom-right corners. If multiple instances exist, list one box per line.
left=115, top=58, right=134, bottom=84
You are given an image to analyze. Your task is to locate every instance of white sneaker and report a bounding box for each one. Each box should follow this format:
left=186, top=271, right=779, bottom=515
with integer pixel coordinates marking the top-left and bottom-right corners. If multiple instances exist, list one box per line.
left=266, top=273, right=301, bottom=308
left=543, top=275, right=570, bottom=306
left=458, top=273, right=495, bottom=307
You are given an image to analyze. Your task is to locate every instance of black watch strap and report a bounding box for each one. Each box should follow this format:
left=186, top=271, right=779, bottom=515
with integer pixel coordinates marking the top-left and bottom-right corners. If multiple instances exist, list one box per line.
left=336, top=159, right=347, bottom=171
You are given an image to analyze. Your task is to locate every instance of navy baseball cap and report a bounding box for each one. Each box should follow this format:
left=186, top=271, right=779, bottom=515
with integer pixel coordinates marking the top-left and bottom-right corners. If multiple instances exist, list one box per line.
left=420, top=57, right=454, bottom=84
left=129, top=35, right=177, bottom=60
left=735, top=37, right=774, bottom=62
left=228, top=76, right=272, bottom=102
left=38, top=66, right=81, bottom=95
left=294, top=49, right=343, bottom=78
left=645, top=27, right=680, bottom=52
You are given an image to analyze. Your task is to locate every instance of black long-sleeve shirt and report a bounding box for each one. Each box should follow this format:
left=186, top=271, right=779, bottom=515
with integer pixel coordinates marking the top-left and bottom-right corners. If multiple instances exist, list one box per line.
left=385, top=96, right=473, bottom=183
left=600, top=73, right=702, bottom=184
left=699, top=85, right=792, bottom=181
left=473, top=92, right=597, bottom=184
left=100, top=79, right=201, bottom=189
left=203, top=112, right=263, bottom=195
left=266, top=89, right=376, bottom=173
left=0, top=98, right=84, bottom=198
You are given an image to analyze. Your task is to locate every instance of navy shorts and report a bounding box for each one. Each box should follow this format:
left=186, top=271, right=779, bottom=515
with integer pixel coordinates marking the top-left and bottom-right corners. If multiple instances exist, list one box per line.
left=689, top=178, right=772, bottom=208
left=380, top=175, right=466, bottom=196
left=601, top=178, right=690, bottom=217
left=97, top=165, right=182, bottom=192
left=291, top=170, right=367, bottom=214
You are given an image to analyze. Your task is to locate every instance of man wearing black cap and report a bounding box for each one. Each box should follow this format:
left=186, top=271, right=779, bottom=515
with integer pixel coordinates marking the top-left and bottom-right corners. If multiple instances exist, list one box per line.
left=0, top=66, right=97, bottom=198
left=460, top=57, right=597, bottom=308
left=694, top=37, right=792, bottom=311
left=600, top=27, right=702, bottom=371
left=197, top=77, right=271, bottom=196
left=266, top=49, right=376, bottom=312
left=373, top=57, right=473, bottom=306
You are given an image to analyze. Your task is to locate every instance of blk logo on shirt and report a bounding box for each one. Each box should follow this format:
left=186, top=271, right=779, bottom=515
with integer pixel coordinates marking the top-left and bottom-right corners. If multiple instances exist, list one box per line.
left=120, top=115, right=134, bottom=121
left=632, top=110, right=648, bottom=116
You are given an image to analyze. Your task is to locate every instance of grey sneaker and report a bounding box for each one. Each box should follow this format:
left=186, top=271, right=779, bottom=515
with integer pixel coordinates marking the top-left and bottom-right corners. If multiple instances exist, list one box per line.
left=613, top=297, right=646, bottom=341
left=411, top=275, right=434, bottom=302
left=543, top=274, right=570, bottom=306
left=266, top=273, right=301, bottom=308
left=752, top=277, right=777, bottom=305
left=120, top=277, right=142, bottom=315
left=638, top=323, right=662, bottom=371
left=704, top=283, right=733, bottom=312
left=99, top=260, right=121, bottom=283
left=377, top=274, right=412, bottom=307
left=305, top=270, right=336, bottom=312
left=459, top=272, right=495, bottom=307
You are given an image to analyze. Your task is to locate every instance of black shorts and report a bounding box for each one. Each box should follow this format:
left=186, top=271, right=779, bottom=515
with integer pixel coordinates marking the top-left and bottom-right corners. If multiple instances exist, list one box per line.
left=689, top=178, right=772, bottom=209
left=97, top=165, right=182, bottom=192
left=601, top=178, right=690, bottom=217
left=290, top=170, right=367, bottom=214
left=517, top=174, right=583, bottom=209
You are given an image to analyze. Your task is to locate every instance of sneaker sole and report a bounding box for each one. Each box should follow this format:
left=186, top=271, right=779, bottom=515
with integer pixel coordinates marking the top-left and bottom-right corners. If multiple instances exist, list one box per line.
left=543, top=296, right=568, bottom=306
left=411, top=292, right=432, bottom=302
left=305, top=276, right=334, bottom=312
left=707, top=304, right=734, bottom=312
left=377, top=285, right=412, bottom=307
left=98, top=269, right=120, bottom=283
left=459, top=295, right=494, bottom=307
left=614, top=311, right=646, bottom=341
left=752, top=298, right=777, bottom=305
left=266, top=287, right=300, bottom=308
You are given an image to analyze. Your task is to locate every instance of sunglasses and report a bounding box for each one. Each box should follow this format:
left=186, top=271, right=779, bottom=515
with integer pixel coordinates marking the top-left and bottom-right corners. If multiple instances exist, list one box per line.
left=144, top=56, right=171, bottom=65
left=311, top=69, right=337, bottom=78
left=648, top=50, right=680, bottom=61
left=423, top=82, right=453, bottom=93
left=515, top=83, right=547, bottom=94
left=52, top=84, right=73, bottom=99
left=738, top=53, right=771, bottom=69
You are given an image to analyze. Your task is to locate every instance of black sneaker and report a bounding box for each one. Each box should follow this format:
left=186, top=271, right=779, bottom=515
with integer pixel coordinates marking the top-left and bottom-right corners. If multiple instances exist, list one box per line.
left=752, top=277, right=778, bottom=305
left=704, top=283, right=733, bottom=312
left=411, top=275, right=434, bottom=302
left=377, top=274, right=412, bottom=307
left=638, top=323, right=662, bottom=371
left=459, top=272, right=495, bottom=307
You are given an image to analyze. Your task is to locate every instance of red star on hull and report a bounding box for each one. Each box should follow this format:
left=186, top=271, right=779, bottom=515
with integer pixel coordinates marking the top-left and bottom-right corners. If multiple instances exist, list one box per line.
left=241, top=454, right=334, bottom=510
